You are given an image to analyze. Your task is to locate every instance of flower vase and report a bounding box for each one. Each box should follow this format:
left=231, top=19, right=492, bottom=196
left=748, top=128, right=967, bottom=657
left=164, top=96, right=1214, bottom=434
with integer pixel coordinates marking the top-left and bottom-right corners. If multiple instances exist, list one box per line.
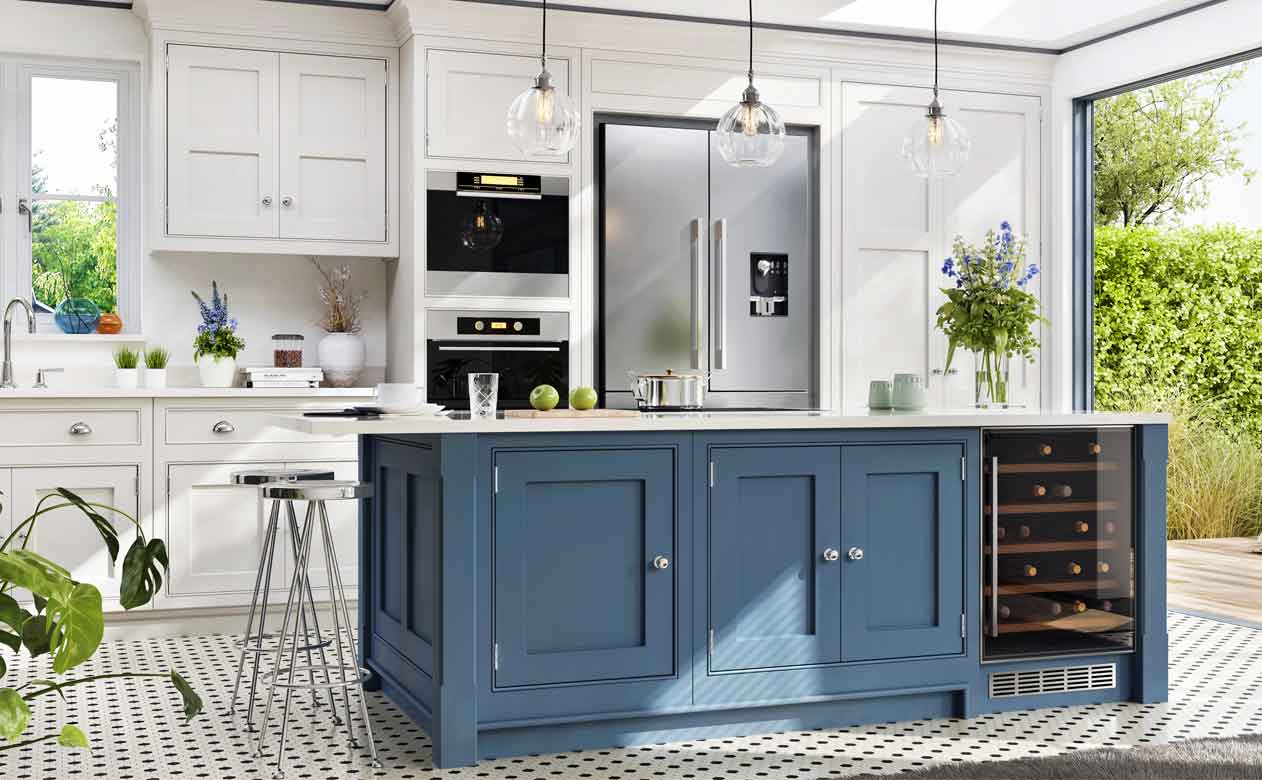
left=54, top=298, right=101, bottom=334
left=973, top=350, right=1011, bottom=408
left=318, top=332, right=366, bottom=388
left=197, top=355, right=238, bottom=388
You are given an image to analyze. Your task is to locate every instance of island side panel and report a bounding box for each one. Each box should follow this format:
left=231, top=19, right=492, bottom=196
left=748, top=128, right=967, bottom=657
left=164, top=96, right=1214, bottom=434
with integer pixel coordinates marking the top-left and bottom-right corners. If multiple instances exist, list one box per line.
left=1136, top=423, right=1169, bottom=703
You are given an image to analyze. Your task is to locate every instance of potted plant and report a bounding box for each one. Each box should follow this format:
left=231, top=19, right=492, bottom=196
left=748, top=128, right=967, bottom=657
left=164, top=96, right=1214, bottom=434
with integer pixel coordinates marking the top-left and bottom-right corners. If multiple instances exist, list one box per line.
left=311, top=258, right=366, bottom=388
left=191, top=281, right=245, bottom=388
left=144, top=346, right=170, bottom=389
left=112, top=347, right=139, bottom=389
left=937, top=221, right=1045, bottom=407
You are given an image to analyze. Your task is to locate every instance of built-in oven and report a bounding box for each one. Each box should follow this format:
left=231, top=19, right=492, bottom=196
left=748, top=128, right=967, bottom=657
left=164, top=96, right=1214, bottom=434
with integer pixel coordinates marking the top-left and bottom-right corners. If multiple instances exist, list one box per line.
left=426, top=171, right=570, bottom=298
left=426, top=310, right=569, bottom=410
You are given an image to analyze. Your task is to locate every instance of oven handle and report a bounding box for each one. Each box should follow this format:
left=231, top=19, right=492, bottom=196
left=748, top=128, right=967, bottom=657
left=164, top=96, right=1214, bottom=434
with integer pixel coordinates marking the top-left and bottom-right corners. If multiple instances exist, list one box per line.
left=437, top=345, right=562, bottom=352
left=990, top=455, right=1000, bottom=639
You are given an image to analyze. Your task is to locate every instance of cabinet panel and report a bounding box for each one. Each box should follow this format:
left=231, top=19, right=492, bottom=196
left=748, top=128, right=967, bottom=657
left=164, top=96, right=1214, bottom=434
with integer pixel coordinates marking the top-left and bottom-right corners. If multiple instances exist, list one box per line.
left=426, top=49, right=572, bottom=164
left=840, top=444, right=964, bottom=662
left=493, top=447, right=675, bottom=688
left=708, top=446, right=842, bottom=671
left=11, top=466, right=139, bottom=612
left=279, top=53, right=386, bottom=241
left=167, top=45, right=278, bottom=238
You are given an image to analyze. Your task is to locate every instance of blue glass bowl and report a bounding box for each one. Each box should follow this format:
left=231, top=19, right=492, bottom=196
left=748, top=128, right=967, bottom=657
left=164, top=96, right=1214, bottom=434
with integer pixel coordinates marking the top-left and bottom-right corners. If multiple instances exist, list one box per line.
left=54, top=298, right=102, bottom=334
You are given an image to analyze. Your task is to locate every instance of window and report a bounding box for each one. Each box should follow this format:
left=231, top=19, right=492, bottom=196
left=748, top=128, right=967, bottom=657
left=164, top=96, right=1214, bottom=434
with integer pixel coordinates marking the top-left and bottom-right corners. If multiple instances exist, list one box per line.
left=4, top=59, right=139, bottom=331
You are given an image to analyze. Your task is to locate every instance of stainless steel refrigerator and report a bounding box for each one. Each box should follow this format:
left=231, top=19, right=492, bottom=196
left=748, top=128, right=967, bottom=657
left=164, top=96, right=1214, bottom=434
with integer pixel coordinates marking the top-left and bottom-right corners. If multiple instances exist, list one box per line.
left=598, top=120, right=817, bottom=409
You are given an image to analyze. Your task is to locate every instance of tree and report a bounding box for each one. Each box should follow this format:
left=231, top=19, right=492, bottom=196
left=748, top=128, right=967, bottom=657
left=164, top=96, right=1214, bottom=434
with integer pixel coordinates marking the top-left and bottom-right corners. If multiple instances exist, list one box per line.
left=1094, top=64, right=1254, bottom=227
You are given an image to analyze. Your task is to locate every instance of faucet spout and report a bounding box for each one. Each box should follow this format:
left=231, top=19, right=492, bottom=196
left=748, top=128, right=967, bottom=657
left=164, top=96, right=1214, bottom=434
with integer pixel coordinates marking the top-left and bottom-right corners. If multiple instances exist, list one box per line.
left=2, top=298, right=36, bottom=389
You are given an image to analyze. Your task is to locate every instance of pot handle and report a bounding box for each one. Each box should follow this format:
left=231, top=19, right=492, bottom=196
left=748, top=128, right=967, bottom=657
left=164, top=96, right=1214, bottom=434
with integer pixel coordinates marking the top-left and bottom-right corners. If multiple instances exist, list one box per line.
left=626, top=371, right=646, bottom=402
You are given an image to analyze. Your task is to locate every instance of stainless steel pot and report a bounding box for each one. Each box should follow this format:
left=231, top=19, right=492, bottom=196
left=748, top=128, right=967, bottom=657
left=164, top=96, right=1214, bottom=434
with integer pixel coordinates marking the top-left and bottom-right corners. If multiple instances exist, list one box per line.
left=628, top=368, right=707, bottom=410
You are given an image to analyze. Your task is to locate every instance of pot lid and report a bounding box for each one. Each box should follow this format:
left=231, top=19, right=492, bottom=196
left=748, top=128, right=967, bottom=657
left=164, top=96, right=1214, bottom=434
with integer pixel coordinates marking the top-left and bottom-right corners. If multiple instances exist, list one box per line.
left=636, top=368, right=707, bottom=379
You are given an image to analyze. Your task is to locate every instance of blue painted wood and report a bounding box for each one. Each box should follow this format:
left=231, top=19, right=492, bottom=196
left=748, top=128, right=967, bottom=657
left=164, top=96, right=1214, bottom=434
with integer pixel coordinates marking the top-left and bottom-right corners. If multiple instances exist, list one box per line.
left=1135, top=424, right=1169, bottom=703
left=493, top=446, right=677, bottom=688
left=708, top=445, right=843, bottom=670
left=840, top=443, right=965, bottom=662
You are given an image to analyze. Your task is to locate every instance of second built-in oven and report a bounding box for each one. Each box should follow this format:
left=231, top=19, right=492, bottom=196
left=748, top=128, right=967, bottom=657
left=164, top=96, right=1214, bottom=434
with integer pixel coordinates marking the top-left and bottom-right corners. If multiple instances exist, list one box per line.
left=426, top=311, right=569, bottom=410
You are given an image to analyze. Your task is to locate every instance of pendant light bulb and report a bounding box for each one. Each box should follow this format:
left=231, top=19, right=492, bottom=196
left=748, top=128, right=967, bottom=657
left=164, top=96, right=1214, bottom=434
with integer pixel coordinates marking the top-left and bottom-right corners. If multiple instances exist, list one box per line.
left=902, top=0, right=970, bottom=177
left=717, top=0, right=785, bottom=168
left=507, top=0, right=580, bottom=156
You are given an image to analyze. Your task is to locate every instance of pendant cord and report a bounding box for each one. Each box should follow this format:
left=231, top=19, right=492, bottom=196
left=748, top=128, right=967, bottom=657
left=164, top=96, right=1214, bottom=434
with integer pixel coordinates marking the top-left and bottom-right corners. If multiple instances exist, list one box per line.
left=932, top=0, right=939, bottom=98
left=541, top=0, right=548, bottom=70
left=747, top=0, right=754, bottom=85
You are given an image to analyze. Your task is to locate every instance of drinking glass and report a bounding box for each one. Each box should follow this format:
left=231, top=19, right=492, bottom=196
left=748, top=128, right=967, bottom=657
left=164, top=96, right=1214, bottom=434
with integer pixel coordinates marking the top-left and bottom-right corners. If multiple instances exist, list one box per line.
left=468, top=373, right=500, bottom=419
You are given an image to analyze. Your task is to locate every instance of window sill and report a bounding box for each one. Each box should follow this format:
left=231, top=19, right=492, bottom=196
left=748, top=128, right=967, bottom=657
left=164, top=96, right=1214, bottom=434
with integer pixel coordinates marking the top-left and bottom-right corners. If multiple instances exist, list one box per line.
left=13, top=333, right=147, bottom=343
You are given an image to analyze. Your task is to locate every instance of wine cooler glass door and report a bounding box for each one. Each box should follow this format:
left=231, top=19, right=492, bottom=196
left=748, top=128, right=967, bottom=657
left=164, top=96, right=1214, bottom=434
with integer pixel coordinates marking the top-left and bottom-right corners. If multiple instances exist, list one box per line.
left=983, top=428, right=1136, bottom=661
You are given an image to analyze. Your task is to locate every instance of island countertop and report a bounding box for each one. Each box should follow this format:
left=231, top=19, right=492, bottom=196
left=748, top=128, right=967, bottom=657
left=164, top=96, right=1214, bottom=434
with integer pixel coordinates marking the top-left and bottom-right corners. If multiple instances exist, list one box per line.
left=274, top=408, right=1168, bottom=436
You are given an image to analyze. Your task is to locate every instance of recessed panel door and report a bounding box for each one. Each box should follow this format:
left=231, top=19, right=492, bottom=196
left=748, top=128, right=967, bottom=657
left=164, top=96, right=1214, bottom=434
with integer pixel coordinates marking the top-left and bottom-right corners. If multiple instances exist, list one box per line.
left=493, top=447, right=676, bottom=687
left=840, top=444, right=964, bottom=662
left=708, top=446, right=842, bottom=671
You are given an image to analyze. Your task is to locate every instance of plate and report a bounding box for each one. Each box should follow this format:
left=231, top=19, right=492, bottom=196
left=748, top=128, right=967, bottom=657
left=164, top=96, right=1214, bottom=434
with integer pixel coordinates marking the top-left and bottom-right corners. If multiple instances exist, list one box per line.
left=382, top=404, right=448, bottom=417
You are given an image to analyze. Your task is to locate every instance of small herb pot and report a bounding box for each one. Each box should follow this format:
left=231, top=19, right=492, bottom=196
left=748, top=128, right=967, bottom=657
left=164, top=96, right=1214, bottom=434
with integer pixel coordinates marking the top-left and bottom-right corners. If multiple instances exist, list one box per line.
left=144, top=368, right=168, bottom=389
left=197, top=355, right=238, bottom=388
left=115, top=368, right=140, bottom=389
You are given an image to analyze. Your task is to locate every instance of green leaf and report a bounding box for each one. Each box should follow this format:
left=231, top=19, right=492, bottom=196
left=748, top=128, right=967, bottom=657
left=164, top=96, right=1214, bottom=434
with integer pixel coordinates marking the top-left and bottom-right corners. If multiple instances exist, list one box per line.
left=0, top=630, right=18, bottom=654
left=25, top=679, right=68, bottom=701
left=0, top=654, right=5, bottom=679
left=57, top=724, right=90, bottom=751
left=46, top=583, right=104, bottom=674
left=0, top=594, right=25, bottom=633
left=32, top=594, right=47, bottom=615
left=0, top=550, right=73, bottom=603
left=0, top=688, right=30, bottom=741
left=119, top=538, right=168, bottom=610
left=55, top=489, right=120, bottom=564
left=21, top=616, right=50, bottom=657
left=170, top=672, right=203, bottom=721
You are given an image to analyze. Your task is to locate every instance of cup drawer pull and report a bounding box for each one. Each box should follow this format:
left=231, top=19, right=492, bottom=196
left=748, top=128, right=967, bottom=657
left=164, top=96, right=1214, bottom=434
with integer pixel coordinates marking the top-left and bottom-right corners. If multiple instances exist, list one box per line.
left=212, top=420, right=236, bottom=434
left=68, top=422, right=93, bottom=436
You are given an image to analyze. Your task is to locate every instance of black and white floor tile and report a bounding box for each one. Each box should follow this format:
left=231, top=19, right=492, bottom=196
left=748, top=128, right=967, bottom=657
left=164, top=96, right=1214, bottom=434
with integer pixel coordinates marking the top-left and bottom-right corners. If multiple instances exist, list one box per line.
left=2, top=611, right=1260, bottom=779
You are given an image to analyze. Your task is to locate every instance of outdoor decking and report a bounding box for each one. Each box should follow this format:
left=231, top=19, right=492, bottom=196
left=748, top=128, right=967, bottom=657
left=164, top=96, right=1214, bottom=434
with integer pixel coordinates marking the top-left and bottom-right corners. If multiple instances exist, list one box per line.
left=1168, top=537, right=1262, bottom=624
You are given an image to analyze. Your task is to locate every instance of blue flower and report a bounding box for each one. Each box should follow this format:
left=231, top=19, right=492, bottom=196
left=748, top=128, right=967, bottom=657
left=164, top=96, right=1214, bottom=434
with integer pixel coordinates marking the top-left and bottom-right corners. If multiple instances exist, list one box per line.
left=941, top=258, right=955, bottom=277
left=1000, top=261, right=1014, bottom=275
left=1000, top=220, right=1012, bottom=232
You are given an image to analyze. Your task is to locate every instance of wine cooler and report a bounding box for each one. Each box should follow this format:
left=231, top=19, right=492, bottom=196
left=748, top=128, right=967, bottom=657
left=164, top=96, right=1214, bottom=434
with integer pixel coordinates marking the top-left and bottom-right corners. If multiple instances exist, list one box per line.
left=983, top=428, right=1136, bottom=661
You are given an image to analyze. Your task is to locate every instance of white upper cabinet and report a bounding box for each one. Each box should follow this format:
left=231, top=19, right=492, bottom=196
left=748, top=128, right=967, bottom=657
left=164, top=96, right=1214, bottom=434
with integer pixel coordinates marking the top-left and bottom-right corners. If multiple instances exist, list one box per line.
left=426, top=49, right=573, bottom=164
left=159, top=42, right=395, bottom=256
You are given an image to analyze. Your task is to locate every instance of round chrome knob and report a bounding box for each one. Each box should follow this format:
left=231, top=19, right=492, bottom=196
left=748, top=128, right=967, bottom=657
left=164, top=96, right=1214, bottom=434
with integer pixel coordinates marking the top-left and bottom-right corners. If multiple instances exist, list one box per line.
left=652, top=555, right=670, bottom=571
left=822, top=548, right=840, bottom=562
left=847, top=547, right=865, bottom=561
left=281, top=196, right=294, bottom=208
left=212, top=420, right=236, bottom=434
left=68, top=421, right=92, bottom=436
left=261, top=195, right=273, bottom=207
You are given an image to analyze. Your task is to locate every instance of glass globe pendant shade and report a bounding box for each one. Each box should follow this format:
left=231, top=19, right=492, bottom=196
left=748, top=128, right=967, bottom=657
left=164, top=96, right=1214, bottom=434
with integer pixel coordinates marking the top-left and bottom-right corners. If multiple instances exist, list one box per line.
left=506, top=69, right=580, bottom=156
left=901, top=97, right=970, bottom=178
left=460, top=199, right=504, bottom=251
left=716, top=84, right=786, bottom=168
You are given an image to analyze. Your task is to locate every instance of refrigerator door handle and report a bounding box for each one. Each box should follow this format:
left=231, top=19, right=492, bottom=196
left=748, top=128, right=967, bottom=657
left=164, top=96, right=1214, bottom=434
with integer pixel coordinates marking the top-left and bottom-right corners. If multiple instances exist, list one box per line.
left=714, top=218, right=727, bottom=370
left=690, top=217, right=704, bottom=370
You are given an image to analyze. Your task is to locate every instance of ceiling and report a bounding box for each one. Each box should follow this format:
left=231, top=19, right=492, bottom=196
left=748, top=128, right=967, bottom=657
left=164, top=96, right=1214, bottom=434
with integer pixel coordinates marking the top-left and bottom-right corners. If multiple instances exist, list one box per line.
left=23, top=0, right=394, bottom=9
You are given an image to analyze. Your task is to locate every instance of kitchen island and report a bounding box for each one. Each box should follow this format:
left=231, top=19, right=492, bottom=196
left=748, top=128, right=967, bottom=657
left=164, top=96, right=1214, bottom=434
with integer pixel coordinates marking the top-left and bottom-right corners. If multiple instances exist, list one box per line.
left=279, top=410, right=1169, bottom=768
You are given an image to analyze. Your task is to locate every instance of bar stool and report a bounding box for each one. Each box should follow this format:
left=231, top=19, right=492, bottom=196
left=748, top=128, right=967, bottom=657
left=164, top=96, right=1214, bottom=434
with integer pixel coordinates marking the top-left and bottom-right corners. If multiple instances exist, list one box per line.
left=253, top=480, right=380, bottom=778
left=228, top=469, right=339, bottom=732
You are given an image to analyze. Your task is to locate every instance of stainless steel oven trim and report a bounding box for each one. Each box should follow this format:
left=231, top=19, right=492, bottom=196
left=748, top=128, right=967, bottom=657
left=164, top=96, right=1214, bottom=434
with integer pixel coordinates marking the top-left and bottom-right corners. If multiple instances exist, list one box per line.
left=437, top=345, right=562, bottom=352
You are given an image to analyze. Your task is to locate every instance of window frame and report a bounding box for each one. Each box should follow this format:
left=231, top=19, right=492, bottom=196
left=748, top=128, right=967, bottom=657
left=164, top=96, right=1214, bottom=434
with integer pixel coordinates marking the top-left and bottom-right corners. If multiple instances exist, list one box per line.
left=5, top=55, right=141, bottom=333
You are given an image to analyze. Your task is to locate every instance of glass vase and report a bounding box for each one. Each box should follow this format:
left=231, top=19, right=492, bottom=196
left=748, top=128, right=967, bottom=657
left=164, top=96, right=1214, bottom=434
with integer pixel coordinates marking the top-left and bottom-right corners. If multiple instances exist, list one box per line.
left=973, top=350, right=1011, bottom=408
left=53, top=298, right=101, bottom=334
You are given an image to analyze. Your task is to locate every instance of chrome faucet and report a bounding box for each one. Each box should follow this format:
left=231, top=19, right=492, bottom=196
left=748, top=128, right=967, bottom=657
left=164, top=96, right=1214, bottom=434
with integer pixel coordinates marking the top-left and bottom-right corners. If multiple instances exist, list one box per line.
left=2, top=299, right=36, bottom=389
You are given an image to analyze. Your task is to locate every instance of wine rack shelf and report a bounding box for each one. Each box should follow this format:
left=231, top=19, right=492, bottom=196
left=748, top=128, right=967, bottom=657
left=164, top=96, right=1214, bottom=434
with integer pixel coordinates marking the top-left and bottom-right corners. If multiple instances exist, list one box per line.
left=997, top=461, right=1121, bottom=475
left=986, top=578, right=1120, bottom=597
left=997, top=611, right=1134, bottom=635
left=989, top=500, right=1120, bottom=515
left=984, top=540, right=1121, bottom=555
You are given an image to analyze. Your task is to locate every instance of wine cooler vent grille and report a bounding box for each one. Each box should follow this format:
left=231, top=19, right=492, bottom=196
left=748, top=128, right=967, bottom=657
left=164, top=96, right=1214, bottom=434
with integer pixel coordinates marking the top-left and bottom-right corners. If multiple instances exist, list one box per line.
left=989, top=663, right=1116, bottom=699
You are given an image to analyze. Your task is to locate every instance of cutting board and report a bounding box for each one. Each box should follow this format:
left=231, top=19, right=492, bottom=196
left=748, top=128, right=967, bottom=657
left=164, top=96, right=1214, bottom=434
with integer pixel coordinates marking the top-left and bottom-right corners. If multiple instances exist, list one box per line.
left=504, top=408, right=641, bottom=419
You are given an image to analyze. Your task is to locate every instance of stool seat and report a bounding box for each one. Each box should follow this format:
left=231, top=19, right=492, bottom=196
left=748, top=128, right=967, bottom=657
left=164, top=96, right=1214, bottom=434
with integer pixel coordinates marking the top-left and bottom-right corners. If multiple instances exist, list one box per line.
left=232, top=468, right=335, bottom=486
left=262, top=480, right=372, bottom=502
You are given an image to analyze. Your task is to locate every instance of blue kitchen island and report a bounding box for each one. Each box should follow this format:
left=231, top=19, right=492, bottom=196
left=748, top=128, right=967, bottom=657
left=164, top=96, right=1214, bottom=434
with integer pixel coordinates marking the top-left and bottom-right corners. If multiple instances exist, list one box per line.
left=282, top=410, right=1169, bottom=768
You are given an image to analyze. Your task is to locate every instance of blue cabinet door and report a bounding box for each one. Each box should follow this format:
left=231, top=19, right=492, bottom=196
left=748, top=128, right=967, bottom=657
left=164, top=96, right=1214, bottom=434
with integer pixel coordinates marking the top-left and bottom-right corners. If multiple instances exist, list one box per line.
left=708, top=446, right=843, bottom=671
left=493, top=447, right=677, bottom=688
left=840, top=444, right=965, bottom=662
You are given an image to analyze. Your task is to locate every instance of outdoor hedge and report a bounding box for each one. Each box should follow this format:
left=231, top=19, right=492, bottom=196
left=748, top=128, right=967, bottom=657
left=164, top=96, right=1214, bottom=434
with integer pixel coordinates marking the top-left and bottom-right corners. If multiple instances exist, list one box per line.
left=1094, top=224, right=1262, bottom=434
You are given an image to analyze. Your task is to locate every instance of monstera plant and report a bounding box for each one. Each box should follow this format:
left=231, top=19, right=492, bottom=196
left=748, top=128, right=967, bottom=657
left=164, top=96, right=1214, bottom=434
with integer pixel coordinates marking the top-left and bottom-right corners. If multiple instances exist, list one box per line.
left=0, top=488, right=202, bottom=752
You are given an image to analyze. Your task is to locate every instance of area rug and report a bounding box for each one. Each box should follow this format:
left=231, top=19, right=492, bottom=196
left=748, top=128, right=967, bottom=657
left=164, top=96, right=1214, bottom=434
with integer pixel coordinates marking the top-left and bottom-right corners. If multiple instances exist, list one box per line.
left=858, top=734, right=1262, bottom=779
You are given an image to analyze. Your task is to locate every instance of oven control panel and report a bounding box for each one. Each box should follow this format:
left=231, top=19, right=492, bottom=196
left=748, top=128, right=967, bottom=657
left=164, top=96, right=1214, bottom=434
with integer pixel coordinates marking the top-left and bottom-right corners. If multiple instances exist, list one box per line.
left=456, top=316, right=541, bottom=336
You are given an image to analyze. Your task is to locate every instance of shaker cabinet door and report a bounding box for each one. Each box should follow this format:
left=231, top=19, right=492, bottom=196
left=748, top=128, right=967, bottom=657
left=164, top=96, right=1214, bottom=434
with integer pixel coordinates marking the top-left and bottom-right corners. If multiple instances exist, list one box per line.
left=707, top=446, right=843, bottom=671
left=493, top=447, right=676, bottom=688
left=840, top=444, right=965, bottom=662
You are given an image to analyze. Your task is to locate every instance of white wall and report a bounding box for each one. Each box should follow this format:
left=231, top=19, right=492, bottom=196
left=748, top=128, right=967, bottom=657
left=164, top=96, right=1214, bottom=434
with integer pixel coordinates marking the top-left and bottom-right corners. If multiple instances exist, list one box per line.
left=1048, top=0, right=1262, bottom=408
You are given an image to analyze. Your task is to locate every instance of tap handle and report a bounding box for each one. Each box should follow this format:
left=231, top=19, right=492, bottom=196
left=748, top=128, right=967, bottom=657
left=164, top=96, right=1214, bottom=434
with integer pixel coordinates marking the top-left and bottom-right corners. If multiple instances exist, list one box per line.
left=34, top=367, right=63, bottom=389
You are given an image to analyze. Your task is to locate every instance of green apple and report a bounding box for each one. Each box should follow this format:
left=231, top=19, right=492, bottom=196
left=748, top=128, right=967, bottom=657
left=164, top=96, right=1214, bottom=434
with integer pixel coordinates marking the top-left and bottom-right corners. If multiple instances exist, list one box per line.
left=570, top=386, right=598, bottom=410
left=529, top=384, right=560, bottom=411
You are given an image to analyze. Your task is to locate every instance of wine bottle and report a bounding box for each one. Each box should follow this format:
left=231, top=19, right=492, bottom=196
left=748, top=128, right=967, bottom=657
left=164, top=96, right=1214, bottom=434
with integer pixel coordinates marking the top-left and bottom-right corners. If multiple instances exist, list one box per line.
left=1066, top=561, right=1083, bottom=576
left=997, top=596, right=1063, bottom=622
left=1070, top=600, right=1088, bottom=614
left=1073, top=520, right=1091, bottom=534
left=1017, top=524, right=1032, bottom=539
left=1088, top=442, right=1103, bottom=456
left=997, top=525, right=1006, bottom=541
left=1039, top=443, right=1053, bottom=457
left=1032, top=483, right=1048, bottom=497
left=1103, top=520, right=1118, bottom=535
left=1000, top=561, right=1039, bottom=579
left=1052, top=484, right=1074, bottom=498
left=1098, top=599, right=1115, bottom=613
left=1097, top=561, right=1111, bottom=574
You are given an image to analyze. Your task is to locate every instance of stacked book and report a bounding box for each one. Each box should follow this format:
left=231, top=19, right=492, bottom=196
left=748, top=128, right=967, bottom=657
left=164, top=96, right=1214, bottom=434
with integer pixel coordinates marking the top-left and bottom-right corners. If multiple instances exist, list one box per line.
left=245, top=367, right=325, bottom=389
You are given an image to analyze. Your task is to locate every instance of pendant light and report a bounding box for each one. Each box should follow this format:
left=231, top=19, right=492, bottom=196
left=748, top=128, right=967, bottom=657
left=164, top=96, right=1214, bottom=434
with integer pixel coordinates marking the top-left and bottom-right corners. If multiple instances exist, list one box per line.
left=901, top=0, right=970, bottom=177
left=716, top=0, right=785, bottom=168
left=506, top=0, right=581, bottom=156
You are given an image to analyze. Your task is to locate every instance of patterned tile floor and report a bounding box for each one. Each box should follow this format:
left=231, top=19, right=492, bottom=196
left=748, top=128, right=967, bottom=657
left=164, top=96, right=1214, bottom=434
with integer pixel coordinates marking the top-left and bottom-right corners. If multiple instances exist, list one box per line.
left=2, top=611, right=1260, bottom=779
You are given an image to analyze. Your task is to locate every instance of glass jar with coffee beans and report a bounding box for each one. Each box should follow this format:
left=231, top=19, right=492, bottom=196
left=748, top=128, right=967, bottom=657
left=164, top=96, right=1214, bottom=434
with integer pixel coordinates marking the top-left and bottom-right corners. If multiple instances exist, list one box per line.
left=272, top=333, right=305, bottom=368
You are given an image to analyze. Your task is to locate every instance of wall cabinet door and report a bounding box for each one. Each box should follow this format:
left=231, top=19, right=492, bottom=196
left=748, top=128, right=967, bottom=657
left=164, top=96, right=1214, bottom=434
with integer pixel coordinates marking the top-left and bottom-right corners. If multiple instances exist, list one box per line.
left=278, top=53, right=386, bottom=242
left=708, top=446, right=842, bottom=671
left=167, top=45, right=279, bottom=238
left=426, top=49, right=572, bottom=164
left=840, top=444, right=964, bottom=662
left=10, top=466, right=139, bottom=612
left=493, top=447, right=675, bottom=688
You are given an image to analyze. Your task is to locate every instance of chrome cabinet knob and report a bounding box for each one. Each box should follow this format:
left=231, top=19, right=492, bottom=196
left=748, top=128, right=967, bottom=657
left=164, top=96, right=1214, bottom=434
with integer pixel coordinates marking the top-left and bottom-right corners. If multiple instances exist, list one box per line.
left=652, top=555, right=670, bottom=571
left=262, top=195, right=273, bottom=207
left=822, top=548, right=840, bottom=562
left=281, top=196, right=294, bottom=208
left=847, top=547, right=865, bottom=561
left=68, top=421, right=92, bottom=436
left=212, top=420, right=236, bottom=434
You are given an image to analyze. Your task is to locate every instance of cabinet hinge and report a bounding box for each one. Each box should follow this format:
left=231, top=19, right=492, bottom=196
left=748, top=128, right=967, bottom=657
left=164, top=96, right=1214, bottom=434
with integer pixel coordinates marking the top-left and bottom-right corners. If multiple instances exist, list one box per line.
left=493, top=642, right=499, bottom=671
left=494, top=466, right=499, bottom=494
left=961, top=456, right=967, bottom=482
left=708, top=627, right=715, bottom=659
left=708, top=461, right=715, bottom=488
left=961, top=613, right=967, bottom=639
left=134, top=475, right=140, bottom=498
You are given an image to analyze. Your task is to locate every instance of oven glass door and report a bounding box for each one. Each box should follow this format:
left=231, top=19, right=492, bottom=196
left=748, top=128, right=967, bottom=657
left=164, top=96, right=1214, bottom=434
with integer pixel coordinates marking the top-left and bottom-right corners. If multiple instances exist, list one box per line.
left=428, top=341, right=568, bottom=409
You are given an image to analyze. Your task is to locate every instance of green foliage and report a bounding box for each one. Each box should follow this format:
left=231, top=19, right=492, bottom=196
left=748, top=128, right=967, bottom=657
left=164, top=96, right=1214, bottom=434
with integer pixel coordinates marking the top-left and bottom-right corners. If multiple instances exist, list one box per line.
left=1094, top=224, right=1262, bottom=436
left=31, top=199, right=117, bottom=314
left=1094, top=64, right=1254, bottom=227
left=191, top=281, right=244, bottom=361
left=0, top=688, right=30, bottom=742
left=57, top=724, right=88, bottom=751
left=143, top=347, right=169, bottom=370
left=192, top=328, right=245, bottom=362
left=112, top=347, right=138, bottom=370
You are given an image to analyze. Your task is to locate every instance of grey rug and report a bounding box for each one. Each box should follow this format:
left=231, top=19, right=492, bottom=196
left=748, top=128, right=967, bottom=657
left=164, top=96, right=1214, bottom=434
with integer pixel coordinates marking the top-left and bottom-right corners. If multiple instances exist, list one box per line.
left=858, top=734, right=1262, bottom=779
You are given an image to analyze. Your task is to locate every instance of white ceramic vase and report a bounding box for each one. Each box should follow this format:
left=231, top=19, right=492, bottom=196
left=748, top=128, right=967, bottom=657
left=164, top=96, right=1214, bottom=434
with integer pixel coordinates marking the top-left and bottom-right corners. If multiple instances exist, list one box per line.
left=197, top=355, right=237, bottom=388
left=145, top=368, right=168, bottom=389
left=318, top=332, right=366, bottom=388
left=115, top=368, right=139, bottom=389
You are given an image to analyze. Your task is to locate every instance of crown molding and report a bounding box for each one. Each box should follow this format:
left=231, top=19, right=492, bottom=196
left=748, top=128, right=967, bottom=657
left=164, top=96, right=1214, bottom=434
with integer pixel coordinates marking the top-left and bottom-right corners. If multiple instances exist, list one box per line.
left=132, top=0, right=398, bottom=47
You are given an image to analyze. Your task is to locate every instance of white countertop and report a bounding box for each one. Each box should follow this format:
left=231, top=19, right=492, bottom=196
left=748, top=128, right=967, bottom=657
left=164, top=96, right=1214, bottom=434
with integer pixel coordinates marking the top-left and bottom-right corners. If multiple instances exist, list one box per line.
left=275, top=408, right=1169, bottom=436
left=0, top=386, right=375, bottom=400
